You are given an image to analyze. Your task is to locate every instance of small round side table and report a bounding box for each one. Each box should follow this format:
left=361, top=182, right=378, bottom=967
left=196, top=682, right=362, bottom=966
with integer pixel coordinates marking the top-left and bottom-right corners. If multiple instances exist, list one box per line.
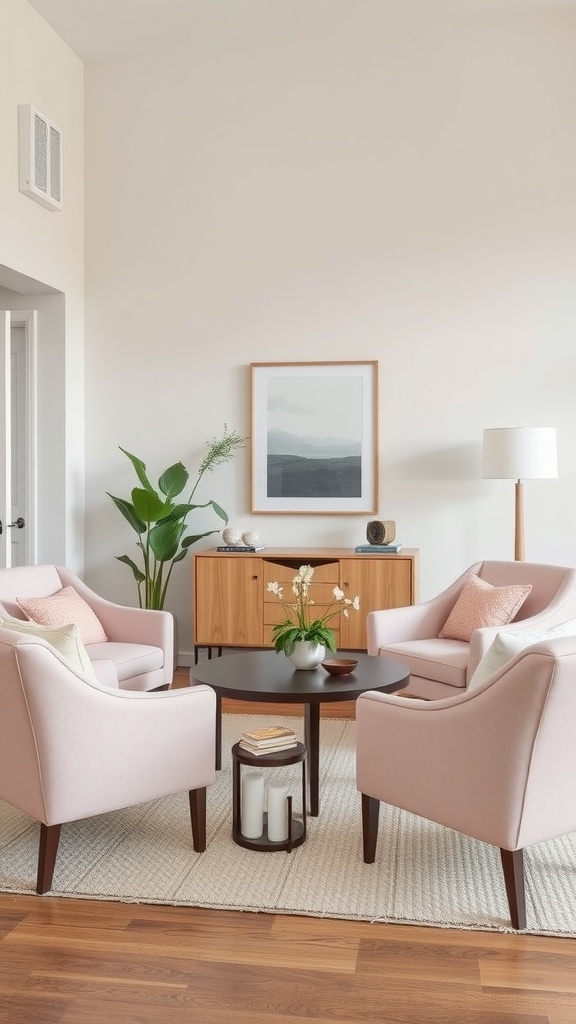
left=231, top=741, right=307, bottom=852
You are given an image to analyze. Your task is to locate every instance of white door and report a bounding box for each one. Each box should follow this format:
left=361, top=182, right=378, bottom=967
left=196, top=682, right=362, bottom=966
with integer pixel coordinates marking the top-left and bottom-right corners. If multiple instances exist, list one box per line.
left=0, top=310, right=36, bottom=568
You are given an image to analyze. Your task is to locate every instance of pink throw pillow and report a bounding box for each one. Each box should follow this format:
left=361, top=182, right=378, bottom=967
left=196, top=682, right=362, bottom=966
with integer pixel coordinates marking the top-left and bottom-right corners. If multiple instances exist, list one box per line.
left=17, top=586, right=107, bottom=644
left=439, top=573, right=532, bottom=642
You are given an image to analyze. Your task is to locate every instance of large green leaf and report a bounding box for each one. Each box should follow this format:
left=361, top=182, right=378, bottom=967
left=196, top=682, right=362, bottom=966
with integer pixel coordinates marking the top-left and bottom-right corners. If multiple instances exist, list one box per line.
left=158, top=503, right=195, bottom=523
left=132, top=487, right=173, bottom=524
left=107, top=494, right=146, bottom=534
left=210, top=499, right=228, bottom=524
left=158, top=462, right=188, bottom=500
left=119, top=447, right=154, bottom=492
left=171, top=548, right=189, bottom=564
left=182, top=530, right=219, bottom=549
left=149, top=519, right=183, bottom=561
left=115, top=554, right=146, bottom=583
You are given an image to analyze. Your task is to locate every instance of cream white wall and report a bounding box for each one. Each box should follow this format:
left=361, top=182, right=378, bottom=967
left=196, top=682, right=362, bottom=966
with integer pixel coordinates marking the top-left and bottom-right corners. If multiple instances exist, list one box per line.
left=0, top=0, right=84, bottom=566
left=78, top=1, right=576, bottom=663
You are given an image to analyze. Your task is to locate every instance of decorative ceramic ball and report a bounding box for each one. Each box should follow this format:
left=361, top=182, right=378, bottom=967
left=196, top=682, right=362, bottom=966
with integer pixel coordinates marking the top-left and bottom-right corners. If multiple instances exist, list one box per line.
left=242, top=531, right=260, bottom=547
left=222, top=527, right=242, bottom=546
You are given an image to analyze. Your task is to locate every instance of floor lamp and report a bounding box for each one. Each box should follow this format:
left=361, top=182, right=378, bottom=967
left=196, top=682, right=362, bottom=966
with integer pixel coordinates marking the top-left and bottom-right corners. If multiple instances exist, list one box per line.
left=482, top=427, right=558, bottom=561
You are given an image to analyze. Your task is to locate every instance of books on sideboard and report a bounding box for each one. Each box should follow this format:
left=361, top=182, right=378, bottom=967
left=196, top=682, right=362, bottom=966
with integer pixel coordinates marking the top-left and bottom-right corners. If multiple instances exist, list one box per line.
left=216, top=545, right=266, bottom=552
left=354, top=543, right=403, bottom=553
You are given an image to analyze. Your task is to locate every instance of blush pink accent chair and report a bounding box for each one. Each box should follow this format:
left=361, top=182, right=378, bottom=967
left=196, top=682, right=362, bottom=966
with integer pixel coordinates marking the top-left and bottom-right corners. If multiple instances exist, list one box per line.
left=356, top=635, right=576, bottom=930
left=367, top=560, right=576, bottom=699
left=0, top=565, right=173, bottom=691
left=0, top=625, right=216, bottom=894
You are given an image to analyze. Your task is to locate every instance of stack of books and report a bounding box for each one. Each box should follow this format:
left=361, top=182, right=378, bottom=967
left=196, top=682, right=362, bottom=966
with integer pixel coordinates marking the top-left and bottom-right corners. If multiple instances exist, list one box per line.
left=239, top=725, right=297, bottom=756
left=354, top=543, right=402, bottom=553
left=217, top=544, right=266, bottom=552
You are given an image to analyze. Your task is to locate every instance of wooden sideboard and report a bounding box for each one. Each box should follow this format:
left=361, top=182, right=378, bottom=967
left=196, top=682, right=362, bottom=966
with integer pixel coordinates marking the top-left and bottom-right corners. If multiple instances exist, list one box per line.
left=193, top=547, right=419, bottom=654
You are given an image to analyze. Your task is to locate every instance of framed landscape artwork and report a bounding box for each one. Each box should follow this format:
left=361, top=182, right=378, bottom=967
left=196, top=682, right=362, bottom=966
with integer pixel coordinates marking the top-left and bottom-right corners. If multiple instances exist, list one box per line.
left=250, top=361, right=378, bottom=514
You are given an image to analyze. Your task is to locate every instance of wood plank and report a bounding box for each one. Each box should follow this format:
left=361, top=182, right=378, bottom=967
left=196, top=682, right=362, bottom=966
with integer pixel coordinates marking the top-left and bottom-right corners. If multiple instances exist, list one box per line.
left=479, top=956, right=576, bottom=994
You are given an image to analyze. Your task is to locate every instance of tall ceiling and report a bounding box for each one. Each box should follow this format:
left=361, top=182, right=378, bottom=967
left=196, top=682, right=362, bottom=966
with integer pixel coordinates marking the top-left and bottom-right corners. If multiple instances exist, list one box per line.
left=27, top=0, right=576, bottom=63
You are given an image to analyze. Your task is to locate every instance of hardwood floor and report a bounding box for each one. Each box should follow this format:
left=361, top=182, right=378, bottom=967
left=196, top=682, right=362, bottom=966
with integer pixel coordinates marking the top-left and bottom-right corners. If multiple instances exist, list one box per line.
left=2, top=895, right=575, bottom=1023
left=1, top=667, right=574, bottom=1023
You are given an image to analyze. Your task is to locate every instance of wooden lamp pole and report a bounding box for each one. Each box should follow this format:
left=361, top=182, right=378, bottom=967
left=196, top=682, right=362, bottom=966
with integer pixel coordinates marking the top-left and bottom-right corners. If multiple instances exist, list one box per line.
left=514, top=480, right=524, bottom=562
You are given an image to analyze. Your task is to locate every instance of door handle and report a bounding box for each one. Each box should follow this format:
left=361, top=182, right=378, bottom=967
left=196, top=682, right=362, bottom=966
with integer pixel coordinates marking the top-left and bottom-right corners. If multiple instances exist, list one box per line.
left=7, top=517, right=25, bottom=529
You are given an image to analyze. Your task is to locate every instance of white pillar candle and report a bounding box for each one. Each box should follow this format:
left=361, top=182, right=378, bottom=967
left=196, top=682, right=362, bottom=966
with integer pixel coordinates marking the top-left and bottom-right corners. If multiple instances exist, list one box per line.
left=240, top=771, right=265, bottom=839
left=267, top=783, right=290, bottom=843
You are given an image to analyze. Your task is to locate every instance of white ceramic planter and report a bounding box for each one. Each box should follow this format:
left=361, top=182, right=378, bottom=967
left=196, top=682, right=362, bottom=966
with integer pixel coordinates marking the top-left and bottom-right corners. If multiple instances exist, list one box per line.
left=287, top=641, right=326, bottom=670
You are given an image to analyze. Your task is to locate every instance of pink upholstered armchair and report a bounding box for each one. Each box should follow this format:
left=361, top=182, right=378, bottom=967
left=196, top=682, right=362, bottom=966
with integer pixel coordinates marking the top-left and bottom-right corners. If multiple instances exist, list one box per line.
left=367, top=560, right=576, bottom=699
left=0, top=565, right=173, bottom=691
left=0, top=626, right=216, bottom=894
left=356, top=634, right=576, bottom=930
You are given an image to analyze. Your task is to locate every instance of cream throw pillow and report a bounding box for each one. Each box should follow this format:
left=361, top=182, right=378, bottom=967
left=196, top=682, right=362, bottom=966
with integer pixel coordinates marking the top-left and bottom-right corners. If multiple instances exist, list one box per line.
left=439, top=573, right=532, bottom=643
left=17, top=585, right=107, bottom=644
left=468, top=617, right=576, bottom=691
left=0, top=615, right=97, bottom=680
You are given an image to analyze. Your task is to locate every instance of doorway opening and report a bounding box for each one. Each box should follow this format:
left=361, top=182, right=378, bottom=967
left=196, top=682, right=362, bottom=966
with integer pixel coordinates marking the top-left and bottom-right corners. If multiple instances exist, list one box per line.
left=0, top=309, right=37, bottom=568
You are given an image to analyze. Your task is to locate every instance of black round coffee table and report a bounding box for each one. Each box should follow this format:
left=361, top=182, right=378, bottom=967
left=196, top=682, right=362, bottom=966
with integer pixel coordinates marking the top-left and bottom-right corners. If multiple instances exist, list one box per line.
left=190, top=650, right=409, bottom=816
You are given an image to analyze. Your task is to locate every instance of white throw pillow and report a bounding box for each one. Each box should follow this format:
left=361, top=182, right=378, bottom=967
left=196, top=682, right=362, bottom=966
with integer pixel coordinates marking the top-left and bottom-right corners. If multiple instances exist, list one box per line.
left=0, top=615, right=97, bottom=681
left=468, top=617, right=576, bottom=691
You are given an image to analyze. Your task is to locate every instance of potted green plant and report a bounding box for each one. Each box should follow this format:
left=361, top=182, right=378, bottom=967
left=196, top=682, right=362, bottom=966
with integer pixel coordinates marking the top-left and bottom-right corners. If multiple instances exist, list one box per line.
left=108, top=425, right=247, bottom=609
left=266, top=564, right=360, bottom=668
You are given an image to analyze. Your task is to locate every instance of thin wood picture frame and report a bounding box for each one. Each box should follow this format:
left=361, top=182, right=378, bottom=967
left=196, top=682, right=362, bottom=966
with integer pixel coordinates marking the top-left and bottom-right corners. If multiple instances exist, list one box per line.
left=250, top=361, right=378, bottom=514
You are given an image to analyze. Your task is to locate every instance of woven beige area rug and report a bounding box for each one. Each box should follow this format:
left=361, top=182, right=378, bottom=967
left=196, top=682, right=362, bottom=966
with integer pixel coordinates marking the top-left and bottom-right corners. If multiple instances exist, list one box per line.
left=1, top=714, right=575, bottom=936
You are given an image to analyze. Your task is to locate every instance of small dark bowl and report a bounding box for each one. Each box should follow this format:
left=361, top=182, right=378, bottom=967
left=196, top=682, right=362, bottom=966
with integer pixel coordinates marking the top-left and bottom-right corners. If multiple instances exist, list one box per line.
left=321, top=658, right=359, bottom=676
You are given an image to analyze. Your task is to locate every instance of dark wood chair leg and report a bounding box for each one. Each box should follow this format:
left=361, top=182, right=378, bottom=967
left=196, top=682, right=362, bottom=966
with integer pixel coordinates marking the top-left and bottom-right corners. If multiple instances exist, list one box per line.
left=189, top=787, right=207, bottom=852
left=215, top=694, right=222, bottom=770
left=361, top=793, right=380, bottom=863
left=500, top=848, right=526, bottom=930
left=36, top=823, right=62, bottom=894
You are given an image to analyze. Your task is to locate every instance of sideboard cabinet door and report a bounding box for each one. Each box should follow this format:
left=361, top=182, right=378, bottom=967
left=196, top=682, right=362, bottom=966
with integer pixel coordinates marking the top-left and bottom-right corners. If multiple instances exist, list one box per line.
left=195, top=556, right=263, bottom=647
left=339, top=557, right=415, bottom=650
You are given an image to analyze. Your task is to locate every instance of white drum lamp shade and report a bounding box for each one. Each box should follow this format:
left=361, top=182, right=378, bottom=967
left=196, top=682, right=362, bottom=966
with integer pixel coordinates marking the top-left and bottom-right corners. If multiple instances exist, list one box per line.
left=482, top=427, right=558, bottom=561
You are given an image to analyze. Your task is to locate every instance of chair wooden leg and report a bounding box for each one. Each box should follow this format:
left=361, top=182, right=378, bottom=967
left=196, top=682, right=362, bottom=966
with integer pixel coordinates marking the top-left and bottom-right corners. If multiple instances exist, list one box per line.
left=189, top=787, right=207, bottom=852
left=500, top=848, right=526, bottom=930
left=361, top=793, right=380, bottom=863
left=36, top=823, right=62, bottom=894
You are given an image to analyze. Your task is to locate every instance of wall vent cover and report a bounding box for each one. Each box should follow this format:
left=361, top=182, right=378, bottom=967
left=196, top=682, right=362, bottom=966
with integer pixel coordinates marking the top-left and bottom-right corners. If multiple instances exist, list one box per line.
left=18, top=105, right=62, bottom=211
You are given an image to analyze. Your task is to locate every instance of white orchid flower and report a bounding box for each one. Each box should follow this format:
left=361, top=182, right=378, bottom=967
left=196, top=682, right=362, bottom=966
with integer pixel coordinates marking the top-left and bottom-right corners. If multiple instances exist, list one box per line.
left=268, top=563, right=360, bottom=654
